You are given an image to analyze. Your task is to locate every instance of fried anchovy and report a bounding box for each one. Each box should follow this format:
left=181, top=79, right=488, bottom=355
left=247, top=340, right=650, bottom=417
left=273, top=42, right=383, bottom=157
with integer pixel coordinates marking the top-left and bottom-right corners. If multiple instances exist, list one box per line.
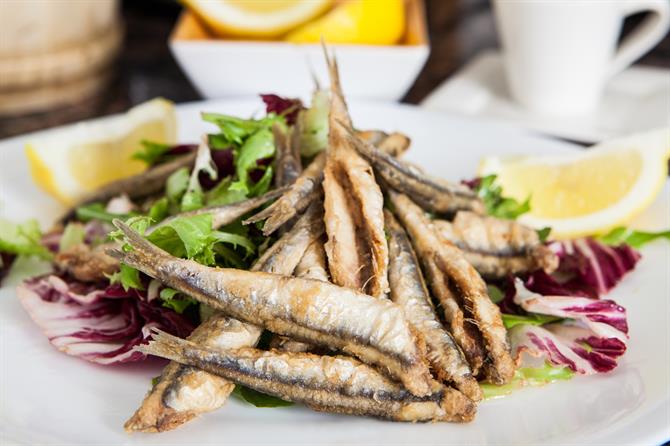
left=61, top=152, right=197, bottom=222
left=322, top=53, right=389, bottom=298
left=146, top=187, right=287, bottom=235
left=244, top=151, right=326, bottom=235
left=125, top=205, right=322, bottom=432
left=138, top=329, right=476, bottom=423
left=244, top=131, right=408, bottom=236
left=385, top=211, right=482, bottom=401
left=54, top=242, right=119, bottom=282
left=343, top=128, right=484, bottom=216
left=269, top=239, right=329, bottom=353
left=389, top=191, right=515, bottom=384
left=110, top=220, right=433, bottom=396
left=433, top=212, right=559, bottom=280
left=273, top=122, right=302, bottom=188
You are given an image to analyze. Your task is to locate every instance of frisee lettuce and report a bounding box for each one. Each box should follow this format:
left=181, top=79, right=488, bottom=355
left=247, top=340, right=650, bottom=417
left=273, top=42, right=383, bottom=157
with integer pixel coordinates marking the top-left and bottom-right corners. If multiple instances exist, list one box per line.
left=0, top=218, right=52, bottom=259
left=201, top=112, right=282, bottom=147
left=159, top=288, right=197, bottom=314
left=597, top=226, right=670, bottom=249
left=229, top=127, right=276, bottom=195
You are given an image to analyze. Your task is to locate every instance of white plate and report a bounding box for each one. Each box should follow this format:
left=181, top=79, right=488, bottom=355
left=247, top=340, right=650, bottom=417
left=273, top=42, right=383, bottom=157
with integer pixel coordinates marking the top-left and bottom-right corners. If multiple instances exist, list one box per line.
left=0, top=99, right=668, bottom=445
left=421, top=51, right=670, bottom=143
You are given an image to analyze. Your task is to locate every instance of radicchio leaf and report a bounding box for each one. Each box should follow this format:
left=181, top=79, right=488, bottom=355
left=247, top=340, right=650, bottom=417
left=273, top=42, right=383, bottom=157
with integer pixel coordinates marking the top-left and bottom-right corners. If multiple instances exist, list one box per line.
left=260, top=94, right=302, bottom=125
left=508, top=279, right=628, bottom=374
left=526, top=238, right=640, bottom=297
left=17, top=274, right=194, bottom=365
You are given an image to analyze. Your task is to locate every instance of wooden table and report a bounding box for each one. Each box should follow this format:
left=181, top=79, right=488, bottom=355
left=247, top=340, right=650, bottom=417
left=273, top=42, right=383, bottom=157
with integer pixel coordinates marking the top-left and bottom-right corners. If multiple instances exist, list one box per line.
left=0, top=0, right=668, bottom=139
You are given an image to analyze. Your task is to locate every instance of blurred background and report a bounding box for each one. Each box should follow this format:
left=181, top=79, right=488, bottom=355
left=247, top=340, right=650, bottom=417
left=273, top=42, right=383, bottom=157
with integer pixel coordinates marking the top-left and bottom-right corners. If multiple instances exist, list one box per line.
left=0, top=0, right=668, bottom=140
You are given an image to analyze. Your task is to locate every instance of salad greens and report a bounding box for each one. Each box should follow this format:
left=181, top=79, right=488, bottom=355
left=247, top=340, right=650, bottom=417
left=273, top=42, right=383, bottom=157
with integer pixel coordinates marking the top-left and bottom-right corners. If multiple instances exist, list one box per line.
left=473, top=175, right=531, bottom=220
left=76, top=203, right=134, bottom=224
left=481, top=362, right=574, bottom=399
left=58, top=223, right=86, bottom=252
left=159, top=288, right=198, bottom=314
left=232, top=385, right=294, bottom=408
left=597, top=226, right=670, bottom=249
left=0, top=218, right=52, bottom=259
left=501, top=313, right=564, bottom=329
left=132, top=140, right=172, bottom=166
left=298, top=89, right=329, bottom=157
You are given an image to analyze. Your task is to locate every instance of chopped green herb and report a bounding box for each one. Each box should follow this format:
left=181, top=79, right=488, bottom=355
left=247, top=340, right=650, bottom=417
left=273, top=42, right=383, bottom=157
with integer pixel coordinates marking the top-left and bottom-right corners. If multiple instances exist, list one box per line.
left=474, top=175, right=530, bottom=220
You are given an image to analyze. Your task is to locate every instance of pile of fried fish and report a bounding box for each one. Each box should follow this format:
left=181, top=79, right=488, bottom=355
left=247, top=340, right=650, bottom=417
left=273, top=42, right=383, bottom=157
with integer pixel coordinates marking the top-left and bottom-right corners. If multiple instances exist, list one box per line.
left=114, top=50, right=558, bottom=432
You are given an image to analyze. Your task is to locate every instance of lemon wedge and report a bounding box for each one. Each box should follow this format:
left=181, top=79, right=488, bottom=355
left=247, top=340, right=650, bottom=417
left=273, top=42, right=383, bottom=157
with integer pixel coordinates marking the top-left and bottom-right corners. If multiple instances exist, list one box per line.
left=478, top=128, right=670, bottom=239
left=25, top=98, right=177, bottom=205
left=285, top=0, right=405, bottom=45
left=183, top=0, right=333, bottom=38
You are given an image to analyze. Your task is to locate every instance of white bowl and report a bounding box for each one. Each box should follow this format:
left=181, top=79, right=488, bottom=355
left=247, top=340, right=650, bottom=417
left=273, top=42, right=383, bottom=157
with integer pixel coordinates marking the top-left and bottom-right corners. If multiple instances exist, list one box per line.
left=169, top=4, right=429, bottom=101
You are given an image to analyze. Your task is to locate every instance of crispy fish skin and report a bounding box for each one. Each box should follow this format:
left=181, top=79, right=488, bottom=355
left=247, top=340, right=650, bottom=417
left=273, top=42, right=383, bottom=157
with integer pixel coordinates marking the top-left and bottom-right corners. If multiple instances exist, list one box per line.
left=343, top=129, right=484, bottom=216
left=124, top=317, right=261, bottom=432
left=244, top=151, right=326, bottom=235
left=146, top=187, right=287, bottom=235
left=54, top=243, right=119, bottom=282
left=138, top=329, right=476, bottom=423
left=244, top=132, right=408, bottom=236
left=385, top=211, right=482, bottom=401
left=273, top=122, right=302, bottom=188
left=389, top=191, right=485, bottom=374
left=110, top=220, right=433, bottom=396
left=125, top=206, right=322, bottom=432
left=322, top=54, right=389, bottom=298
left=433, top=213, right=559, bottom=279
left=377, top=132, right=411, bottom=158
left=60, top=152, right=197, bottom=222
left=269, top=239, right=329, bottom=353
left=389, top=192, right=515, bottom=384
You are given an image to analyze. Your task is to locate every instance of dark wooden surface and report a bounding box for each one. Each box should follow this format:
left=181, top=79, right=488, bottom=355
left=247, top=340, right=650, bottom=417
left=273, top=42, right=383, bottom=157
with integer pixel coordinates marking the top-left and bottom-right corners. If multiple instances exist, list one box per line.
left=0, top=0, right=668, bottom=139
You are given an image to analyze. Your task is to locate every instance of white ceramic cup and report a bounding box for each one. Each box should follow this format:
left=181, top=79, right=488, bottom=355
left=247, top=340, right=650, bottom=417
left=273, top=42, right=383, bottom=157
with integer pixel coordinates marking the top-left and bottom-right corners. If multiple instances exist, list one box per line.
left=494, top=0, right=670, bottom=115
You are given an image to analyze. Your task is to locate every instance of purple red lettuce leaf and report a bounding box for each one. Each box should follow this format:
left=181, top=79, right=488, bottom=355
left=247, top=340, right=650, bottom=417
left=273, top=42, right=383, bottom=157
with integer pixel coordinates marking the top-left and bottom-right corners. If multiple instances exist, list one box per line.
left=17, top=274, right=194, bottom=365
left=526, top=238, right=640, bottom=298
left=260, top=94, right=302, bottom=125
left=508, top=279, right=628, bottom=374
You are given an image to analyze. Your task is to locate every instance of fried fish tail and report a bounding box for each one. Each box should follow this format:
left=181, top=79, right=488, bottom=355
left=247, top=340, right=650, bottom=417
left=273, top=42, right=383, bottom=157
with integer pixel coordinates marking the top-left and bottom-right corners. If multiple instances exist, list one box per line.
left=138, top=329, right=476, bottom=423
left=125, top=207, right=323, bottom=432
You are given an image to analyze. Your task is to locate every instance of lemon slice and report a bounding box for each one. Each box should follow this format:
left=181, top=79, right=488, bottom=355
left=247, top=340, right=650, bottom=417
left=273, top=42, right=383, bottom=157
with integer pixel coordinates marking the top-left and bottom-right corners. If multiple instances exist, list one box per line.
left=26, top=98, right=176, bottom=205
left=183, top=0, right=332, bottom=38
left=479, top=128, right=670, bottom=239
left=286, top=0, right=405, bottom=45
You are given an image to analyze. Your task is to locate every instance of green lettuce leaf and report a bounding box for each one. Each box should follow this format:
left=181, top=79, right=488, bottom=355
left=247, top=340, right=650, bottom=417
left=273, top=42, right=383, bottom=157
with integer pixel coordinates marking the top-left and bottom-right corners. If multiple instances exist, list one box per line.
left=597, top=226, right=670, bottom=249
left=159, top=288, right=197, bottom=314
left=487, top=284, right=504, bottom=304
left=201, top=113, right=279, bottom=147
left=131, top=140, right=172, bottom=166
left=232, top=385, right=293, bottom=408
left=481, top=362, right=574, bottom=399
left=147, top=214, right=213, bottom=258
left=58, top=223, right=86, bottom=252
left=205, top=177, right=247, bottom=206
left=229, top=127, right=275, bottom=195
left=536, top=227, right=552, bottom=243
left=166, top=167, right=190, bottom=204
left=107, top=263, right=144, bottom=291
left=0, top=218, right=52, bottom=259
left=181, top=143, right=218, bottom=212
left=475, top=175, right=530, bottom=220
left=501, top=313, right=564, bottom=329
left=298, top=89, right=329, bottom=157
left=148, top=197, right=169, bottom=222
left=76, top=203, right=134, bottom=224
